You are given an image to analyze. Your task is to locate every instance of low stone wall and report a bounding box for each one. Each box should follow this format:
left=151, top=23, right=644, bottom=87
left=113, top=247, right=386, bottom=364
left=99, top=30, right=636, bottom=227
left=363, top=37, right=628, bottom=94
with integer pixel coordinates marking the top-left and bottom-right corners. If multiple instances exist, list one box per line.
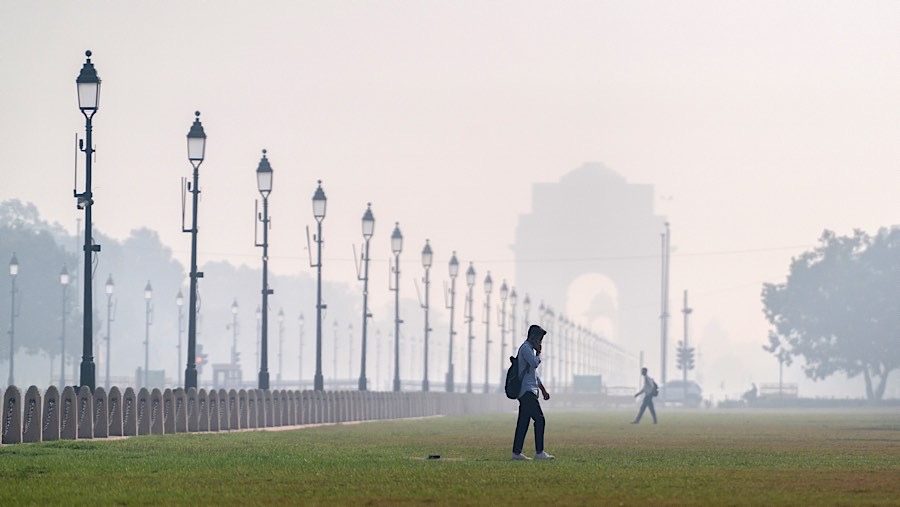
left=1, top=385, right=501, bottom=445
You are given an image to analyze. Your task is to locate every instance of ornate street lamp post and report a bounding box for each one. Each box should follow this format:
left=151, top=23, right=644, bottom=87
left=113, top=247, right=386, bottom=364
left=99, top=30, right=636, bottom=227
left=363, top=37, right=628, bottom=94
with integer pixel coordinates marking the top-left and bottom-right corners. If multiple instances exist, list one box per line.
left=59, top=266, right=70, bottom=388
left=75, top=50, right=101, bottom=391
left=183, top=111, right=206, bottom=390
left=465, top=263, right=475, bottom=393
left=254, top=149, right=274, bottom=390
left=482, top=272, right=493, bottom=393
left=311, top=181, right=327, bottom=391
left=143, top=281, right=153, bottom=387
left=104, top=275, right=114, bottom=390
left=7, top=254, right=18, bottom=386
left=420, top=240, right=433, bottom=391
left=444, top=252, right=459, bottom=392
left=357, top=204, right=374, bottom=391
left=390, top=223, right=403, bottom=392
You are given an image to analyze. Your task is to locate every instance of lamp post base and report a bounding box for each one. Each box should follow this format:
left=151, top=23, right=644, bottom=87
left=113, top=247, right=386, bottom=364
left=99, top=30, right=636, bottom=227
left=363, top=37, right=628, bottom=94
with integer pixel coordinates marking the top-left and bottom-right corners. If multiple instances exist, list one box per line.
left=358, top=376, right=367, bottom=391
left=259, top=370, right=269, bottom=390
left=79, top=361, right=95, bottom=392
left=422, top=380, right=429, bottom=392
left=185, top=367, right=197, bottom=390
left=446, top=366, right=454, bottom=392
left=314, top=373, right=324, bottom=391
left=393, top=378, right=401, bottom=392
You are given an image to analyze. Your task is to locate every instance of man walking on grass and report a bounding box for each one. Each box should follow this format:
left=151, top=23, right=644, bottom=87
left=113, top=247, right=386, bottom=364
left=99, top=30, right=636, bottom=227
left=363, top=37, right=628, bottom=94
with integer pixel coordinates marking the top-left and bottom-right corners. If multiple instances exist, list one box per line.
left=511, top=324, right=555, bottom=460
left=631, top=367, right=658, bottom=424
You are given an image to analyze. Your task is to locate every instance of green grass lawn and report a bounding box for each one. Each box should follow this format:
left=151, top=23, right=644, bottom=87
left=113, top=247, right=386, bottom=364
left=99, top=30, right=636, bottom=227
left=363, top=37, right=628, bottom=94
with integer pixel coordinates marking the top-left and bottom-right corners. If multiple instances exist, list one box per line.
left=1, top=408, right=898, bottom=505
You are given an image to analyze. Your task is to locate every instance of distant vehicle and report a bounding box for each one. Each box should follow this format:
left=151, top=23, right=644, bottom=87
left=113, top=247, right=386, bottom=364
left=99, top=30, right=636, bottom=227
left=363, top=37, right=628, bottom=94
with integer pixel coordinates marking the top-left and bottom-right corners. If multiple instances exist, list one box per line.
left=661, top=380, right=703, bottom=408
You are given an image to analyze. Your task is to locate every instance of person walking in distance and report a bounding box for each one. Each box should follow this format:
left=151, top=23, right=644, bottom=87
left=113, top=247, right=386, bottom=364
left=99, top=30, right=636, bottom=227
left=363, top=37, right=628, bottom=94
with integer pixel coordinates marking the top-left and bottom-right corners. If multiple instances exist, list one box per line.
left=511, top=325, right=554, bottom=460
left=632, top=367, right=658, bottom=424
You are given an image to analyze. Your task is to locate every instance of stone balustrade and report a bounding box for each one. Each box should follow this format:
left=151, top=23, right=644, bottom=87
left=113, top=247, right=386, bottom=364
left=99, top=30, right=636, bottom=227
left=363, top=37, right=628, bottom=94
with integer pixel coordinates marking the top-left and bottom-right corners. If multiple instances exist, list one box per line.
left=1, top=385, right=501, bottom=445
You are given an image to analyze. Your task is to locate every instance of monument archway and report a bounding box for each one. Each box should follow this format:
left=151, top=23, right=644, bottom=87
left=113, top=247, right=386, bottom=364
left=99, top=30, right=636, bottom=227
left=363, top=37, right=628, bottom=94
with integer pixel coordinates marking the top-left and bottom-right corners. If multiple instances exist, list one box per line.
left=514, top=162, right=665, bottom=377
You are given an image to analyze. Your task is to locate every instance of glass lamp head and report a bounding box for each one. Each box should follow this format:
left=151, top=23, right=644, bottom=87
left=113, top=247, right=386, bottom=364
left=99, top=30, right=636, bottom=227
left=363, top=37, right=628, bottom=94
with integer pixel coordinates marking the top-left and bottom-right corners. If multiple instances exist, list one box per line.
left=391, top=222, right=403, bottom=256
left=465, top=263, right=476, bottom=288
left=256, top=149, right=273, bottom=197
left=105, top=274, right=114, bottom=295
left=312, top=180, right=327, bottom=221
left=9, top=253, right=18, bottom=277
left=421, top=240, right=433, bottom=269
left=361, top=203, right=375, bottom=239
left=186, top=111, right=207, bottom=165
left=76, top=50, right=101, bottom=114
left=448, top=251, right=459, bottom=278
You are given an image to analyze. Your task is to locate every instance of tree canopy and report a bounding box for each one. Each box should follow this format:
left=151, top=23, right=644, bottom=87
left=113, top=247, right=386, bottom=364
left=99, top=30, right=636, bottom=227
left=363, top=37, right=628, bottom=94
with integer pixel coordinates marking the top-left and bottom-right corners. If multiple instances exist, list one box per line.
left=762, top=227, right=900, bottom=400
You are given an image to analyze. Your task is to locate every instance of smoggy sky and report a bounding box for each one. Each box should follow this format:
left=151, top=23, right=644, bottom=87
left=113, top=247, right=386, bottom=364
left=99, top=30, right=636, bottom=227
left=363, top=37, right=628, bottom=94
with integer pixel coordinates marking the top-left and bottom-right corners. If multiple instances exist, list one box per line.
left=2, top=1, right=898, bottom=396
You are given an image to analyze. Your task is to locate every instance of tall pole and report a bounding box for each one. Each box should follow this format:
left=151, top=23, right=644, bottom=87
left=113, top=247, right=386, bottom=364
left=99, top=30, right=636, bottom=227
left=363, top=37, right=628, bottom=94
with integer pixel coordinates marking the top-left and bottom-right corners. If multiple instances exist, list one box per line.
left=176, top=292, right=183, bottom=386
left=230, top=300, right=239, bottom=365
left=483, top=273, right=493, bottom=394
left=358, top=233, right=372, bottom=391
left=76, top=51, right=101, bottom=392
left=298, top=314, right=304, bottom=387
left=255, top=306, right=261, bottom=372
left=358, top=231, right=371, bottom=392
left=445, top=252, right=459, bottom=392
left=312, top=181, right=327, bottom=391
left=498, top=282, right=508, bottom=390
left=509, top=289, right=517, bottom=358
left=314, top=215, right=324, bottom=392
left=390, top=222, right=403, bottom=392
left=143, top=282, right=152, bottom=388
left=682, top=289, right=691, bottom=384
left=465, top=263, right=475, bottom=393
left=258, top=193, right=271, bottom=390
left=105, top=275, right=114, bottom=390
left=347, top=324, right=353, bottom=382
left=60, top=267, right=70, bottom=388
left=421, top=240, right=432, bottom=392
left=660, top=222, right=671, bottom=392
left=183, top=111, right=206, bottom=390
left=358, top=204, right=374, bottom=391
left=392, top=251, right=402, bottom=392
left=7, top=255, right=18, bottom=386
left=277, top=309, right=284, bottom=388
left=333, top=320, right=339, bottom=385
left=522, top=295, right=530, bottom=335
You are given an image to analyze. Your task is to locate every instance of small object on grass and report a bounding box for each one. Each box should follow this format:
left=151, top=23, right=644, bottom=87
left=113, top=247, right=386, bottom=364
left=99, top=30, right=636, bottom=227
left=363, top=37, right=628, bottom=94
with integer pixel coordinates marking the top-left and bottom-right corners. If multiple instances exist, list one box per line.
left=427, top=454, right=441, bottom=460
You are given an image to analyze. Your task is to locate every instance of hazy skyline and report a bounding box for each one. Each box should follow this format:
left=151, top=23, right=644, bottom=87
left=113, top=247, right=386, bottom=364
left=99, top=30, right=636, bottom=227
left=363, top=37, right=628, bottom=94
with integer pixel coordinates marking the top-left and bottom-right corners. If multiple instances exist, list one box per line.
left=2, top=2, right=898, bottom=397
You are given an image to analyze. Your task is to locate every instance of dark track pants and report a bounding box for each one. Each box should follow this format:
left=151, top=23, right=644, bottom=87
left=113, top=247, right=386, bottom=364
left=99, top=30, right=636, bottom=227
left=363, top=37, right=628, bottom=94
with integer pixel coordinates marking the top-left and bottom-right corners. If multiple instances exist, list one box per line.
left=512, top=392, right=545, bottom=454
left=635, top=395, right=657, bottom=423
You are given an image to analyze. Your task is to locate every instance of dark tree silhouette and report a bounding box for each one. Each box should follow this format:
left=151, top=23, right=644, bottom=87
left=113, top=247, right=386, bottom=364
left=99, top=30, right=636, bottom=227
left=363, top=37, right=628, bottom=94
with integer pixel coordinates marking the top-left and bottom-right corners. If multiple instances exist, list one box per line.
left=762, top=227, right=900, bottom=400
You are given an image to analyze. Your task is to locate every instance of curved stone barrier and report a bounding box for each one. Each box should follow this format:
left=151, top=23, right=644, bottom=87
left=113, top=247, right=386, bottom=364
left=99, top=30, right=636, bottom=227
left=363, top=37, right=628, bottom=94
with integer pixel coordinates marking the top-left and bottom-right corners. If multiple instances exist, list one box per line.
left=1, top=385, right=505, bottom=444
left=23, top=386, right=42, bottom=443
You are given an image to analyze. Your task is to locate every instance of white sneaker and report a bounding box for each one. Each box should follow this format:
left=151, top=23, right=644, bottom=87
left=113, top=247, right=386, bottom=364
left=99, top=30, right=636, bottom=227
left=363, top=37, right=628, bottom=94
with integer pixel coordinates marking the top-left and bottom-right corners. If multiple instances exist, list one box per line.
left=511, top=453, right=532, bottom=461
left=534, top=451, right=555, bottom=460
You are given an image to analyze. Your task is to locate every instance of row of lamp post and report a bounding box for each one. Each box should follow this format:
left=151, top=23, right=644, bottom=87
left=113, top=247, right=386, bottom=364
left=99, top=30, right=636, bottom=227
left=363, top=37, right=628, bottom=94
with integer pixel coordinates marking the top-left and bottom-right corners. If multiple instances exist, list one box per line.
left=62, top=50, right=536, bottom=394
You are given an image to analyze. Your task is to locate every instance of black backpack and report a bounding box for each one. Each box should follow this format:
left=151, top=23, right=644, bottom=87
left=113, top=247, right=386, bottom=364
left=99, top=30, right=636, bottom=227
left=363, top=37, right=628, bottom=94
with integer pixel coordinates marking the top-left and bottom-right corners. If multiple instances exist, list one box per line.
left=505, top=356, right=525, bottom=399
left=650, top=379, right=659, bottom=397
